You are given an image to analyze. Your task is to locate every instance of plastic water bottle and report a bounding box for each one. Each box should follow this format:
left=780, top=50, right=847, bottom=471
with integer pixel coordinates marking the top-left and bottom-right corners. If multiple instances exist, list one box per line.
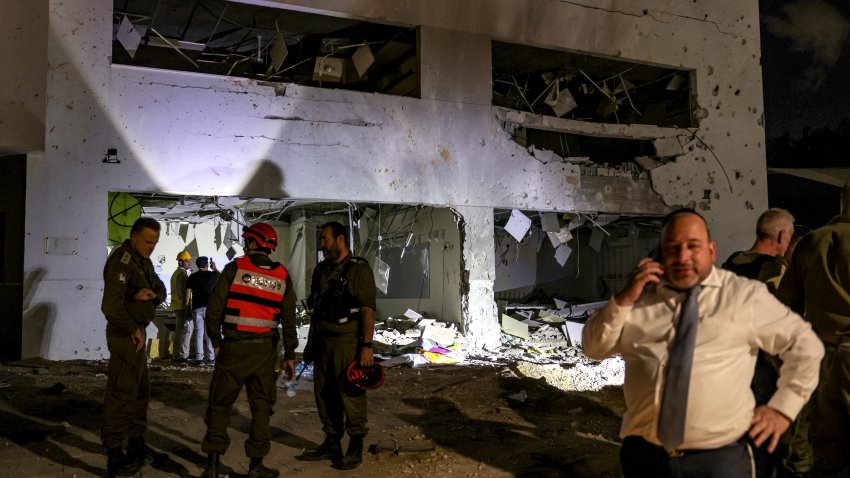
left=285, top=380, right=296, bottom=397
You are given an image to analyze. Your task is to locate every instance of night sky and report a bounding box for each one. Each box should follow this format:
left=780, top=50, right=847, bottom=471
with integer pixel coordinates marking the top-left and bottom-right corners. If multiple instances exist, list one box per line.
left=760, top=0, right=850, bottom=140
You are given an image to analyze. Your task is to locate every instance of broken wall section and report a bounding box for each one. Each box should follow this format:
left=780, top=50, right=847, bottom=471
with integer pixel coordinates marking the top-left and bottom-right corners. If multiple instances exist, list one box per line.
left=455, top=205, right=500, bottom=351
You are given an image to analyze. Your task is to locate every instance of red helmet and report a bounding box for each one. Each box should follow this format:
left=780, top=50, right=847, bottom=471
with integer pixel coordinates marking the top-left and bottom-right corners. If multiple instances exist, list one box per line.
left=346, top=361, right=385, bottom=391
left=242, top=223, right=278, bottom=250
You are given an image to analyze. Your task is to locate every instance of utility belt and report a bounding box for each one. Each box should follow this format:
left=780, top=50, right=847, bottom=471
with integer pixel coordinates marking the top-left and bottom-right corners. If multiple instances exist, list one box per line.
left=314, top=307, right=361, bottom=325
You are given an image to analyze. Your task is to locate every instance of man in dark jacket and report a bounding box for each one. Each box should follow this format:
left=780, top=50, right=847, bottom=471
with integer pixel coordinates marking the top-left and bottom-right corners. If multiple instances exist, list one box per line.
left=185, top=256, right=220, bottom=365
left=101, top=217, right=167, bottom=477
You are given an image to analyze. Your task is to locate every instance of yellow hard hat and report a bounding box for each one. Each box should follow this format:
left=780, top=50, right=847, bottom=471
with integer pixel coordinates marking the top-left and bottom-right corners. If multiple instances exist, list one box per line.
left=176, top=251, right=192, bottom=261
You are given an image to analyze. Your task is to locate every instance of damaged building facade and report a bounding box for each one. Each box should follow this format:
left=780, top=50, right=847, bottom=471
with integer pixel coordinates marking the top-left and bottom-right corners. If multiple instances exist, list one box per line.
left=0, top=0, right=767, bottom=361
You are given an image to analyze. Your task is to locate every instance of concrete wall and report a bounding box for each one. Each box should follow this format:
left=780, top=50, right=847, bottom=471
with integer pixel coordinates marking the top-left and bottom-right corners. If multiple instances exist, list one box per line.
left=0, top=0, right=48, bottom=153
left=19, top=0, right=765, bottom=359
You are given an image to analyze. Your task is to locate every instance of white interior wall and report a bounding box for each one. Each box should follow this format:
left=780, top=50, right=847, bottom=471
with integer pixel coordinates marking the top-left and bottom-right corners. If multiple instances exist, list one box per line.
left=18, top=0, right=766, bottom=359
left=368, top=207, right=463, bottom=324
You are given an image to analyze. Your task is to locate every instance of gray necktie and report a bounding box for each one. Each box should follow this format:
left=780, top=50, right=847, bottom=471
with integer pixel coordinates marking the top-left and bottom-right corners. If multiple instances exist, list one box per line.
left=658, top=285, right=702, bottom=452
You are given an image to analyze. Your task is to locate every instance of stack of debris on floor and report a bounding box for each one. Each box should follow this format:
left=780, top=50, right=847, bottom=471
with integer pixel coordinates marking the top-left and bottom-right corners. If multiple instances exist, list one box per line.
left=490, top=298, right=606, bottom=363
left=373, top=309, right=466, bottom=368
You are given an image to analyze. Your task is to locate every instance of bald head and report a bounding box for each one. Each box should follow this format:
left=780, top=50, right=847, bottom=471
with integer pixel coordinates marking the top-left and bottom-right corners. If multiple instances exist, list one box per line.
left=659, top=210, right=717, bottom=290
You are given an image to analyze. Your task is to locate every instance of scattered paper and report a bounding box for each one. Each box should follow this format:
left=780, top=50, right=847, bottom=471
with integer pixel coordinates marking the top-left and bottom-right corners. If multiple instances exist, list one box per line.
left=501, top=314, right=530, bottom=340
left=547, top=232, right=561, bottom=249
left=403, top=309, right=423, bottom=320
left=544, top=81, right=578, bottom=117
left=504, top=209, right=532, bottom=242
left=374, top=256, right=390, bottom=294
left=564, top=321, right=585, bottom=347
left=116, top=16, right=142, bottom=58
left=269, top=34, right=289, bottom=72
left=422, top=325, right=456, bottom=347
left=554, top=298, right=567, bottom=309
left=589, top=228, right=605, bottom=252
left=556, top=227, right=573, bottom=244
left=539, top=314, right=566, bottom=324
left=540, top=212, right=560, bottom=233
left=351, top=44, right=375, bottom=78
left=554, top=244, right=572, bottom=266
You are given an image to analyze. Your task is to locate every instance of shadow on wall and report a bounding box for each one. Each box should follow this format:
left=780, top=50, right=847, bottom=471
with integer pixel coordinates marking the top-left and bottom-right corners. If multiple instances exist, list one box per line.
left=20, top=268, right=55, bottom=359
left=239, top=159, right=288, bottom=199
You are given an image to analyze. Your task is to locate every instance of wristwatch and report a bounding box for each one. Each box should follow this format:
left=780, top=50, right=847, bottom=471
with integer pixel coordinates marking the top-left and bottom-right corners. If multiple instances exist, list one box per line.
left=361, top=341, right=373, bottom=348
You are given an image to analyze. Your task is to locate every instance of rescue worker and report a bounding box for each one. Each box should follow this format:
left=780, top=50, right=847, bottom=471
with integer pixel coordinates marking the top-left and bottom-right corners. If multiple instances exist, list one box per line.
left=201, top=223, right=297, bottom=478
left=300, top=221, right=377, bottom=470
left=101, top=217, right=167, bottom=477
left=171, top=250, right=192, bottom=362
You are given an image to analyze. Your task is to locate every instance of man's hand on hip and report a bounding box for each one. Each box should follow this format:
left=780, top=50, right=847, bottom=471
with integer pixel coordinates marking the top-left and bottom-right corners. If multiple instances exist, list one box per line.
left=748, top=405, right=791, bottom=453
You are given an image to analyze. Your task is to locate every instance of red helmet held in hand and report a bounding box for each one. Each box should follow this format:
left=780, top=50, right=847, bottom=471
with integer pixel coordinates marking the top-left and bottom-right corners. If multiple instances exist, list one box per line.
left=346, top=361, right=385, bottom=391
left=242, top=223, right=278, bottom=250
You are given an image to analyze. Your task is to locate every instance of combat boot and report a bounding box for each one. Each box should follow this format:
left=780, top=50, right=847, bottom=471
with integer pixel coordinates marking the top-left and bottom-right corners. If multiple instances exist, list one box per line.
left=247, top=457, right=279, bottom=478
left=297, top=434, right=342, bottom=461
left=126, top=436, right=169, bottom=466
left=106, top=447, right=142, bottom=477
left=333, top=435, right=363, bottom=470
left=201, top=453, right=220, bottom=478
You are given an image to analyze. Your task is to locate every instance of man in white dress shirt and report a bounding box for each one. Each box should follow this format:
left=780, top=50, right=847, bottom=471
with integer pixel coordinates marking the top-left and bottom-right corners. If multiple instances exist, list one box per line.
left=583, top=209, right=823, bottom=478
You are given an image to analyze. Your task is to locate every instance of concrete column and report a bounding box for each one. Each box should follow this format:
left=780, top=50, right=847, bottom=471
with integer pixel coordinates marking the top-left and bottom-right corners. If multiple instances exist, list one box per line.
left=454, top=205, right=499, bottom=351
left=418, top=25, right=491, bottom=105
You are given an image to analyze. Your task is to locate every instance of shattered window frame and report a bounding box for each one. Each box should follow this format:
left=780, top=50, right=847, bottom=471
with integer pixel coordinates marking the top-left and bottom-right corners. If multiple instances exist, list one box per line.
left=492, top=40, right=695, bottom=128
left=112, top=0, right=419, bottom=97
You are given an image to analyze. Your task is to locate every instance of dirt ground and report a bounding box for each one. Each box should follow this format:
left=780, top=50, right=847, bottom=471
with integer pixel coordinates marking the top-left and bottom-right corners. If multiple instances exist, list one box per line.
left=0, top=357, right=625, bottom=478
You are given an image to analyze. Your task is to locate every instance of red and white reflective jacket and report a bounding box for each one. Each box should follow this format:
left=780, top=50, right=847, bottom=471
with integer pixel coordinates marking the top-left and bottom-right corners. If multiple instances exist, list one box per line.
left=223, top=256, right=288, bottom=333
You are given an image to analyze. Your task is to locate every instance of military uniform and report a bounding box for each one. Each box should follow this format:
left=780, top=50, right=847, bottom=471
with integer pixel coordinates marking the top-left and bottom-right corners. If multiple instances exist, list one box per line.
left=202, top=253, right=297, bottom=459
left=101, top=240, right=166, bottom=449
left=306, top=254, right=377, bottom=441
left=777, top=215, right=850, bottom=478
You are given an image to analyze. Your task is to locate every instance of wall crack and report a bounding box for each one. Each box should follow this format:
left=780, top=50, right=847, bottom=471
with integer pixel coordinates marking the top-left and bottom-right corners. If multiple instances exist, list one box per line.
left=263, top=115, right=380, bottom=127
left=557, top=0, right=751, bottom=38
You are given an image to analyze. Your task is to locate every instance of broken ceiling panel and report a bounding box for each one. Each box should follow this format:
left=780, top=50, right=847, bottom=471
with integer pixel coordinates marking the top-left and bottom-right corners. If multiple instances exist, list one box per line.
left=492, top=41, right=694, bottom=128
left=111, top=0, right=417, bottom=97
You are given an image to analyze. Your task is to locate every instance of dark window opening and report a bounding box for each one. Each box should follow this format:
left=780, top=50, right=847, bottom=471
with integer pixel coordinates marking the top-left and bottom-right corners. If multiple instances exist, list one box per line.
left=112, top=0, right=419, bottom=97
left=493, top=41, right=694, bottom=127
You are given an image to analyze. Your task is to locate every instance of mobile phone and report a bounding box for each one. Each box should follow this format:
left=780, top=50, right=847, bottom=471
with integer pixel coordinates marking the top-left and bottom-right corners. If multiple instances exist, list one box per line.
left=648, top=245, right=661, bottom=262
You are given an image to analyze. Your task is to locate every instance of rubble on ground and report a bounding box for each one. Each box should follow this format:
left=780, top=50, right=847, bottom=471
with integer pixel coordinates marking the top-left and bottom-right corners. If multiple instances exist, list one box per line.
left=369, top=300, right=625, bottom=394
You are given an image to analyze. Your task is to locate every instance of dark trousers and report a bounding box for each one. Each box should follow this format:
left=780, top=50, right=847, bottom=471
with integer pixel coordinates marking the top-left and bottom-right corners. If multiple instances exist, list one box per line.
left=621, top=436, right=753, bottom=478
left=101, top=333, right=150, bottom=449
left=313, top=333, right=368, bottom=438
left=202, top=339, right=277, bottom=458
left=811, top=343, right=850, bottom=478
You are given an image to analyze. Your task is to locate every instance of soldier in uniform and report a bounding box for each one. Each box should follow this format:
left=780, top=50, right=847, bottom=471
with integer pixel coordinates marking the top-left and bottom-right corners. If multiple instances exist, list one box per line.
left=201, top=223, right=297, bottom=478
left=300, top=221, right=376, bottom=470
left=101, top=217, right=167, bottom=477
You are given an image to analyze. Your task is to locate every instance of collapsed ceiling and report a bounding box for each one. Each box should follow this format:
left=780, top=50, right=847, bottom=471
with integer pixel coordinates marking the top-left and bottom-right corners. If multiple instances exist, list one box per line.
left=113, top=0, right=418, bottom=96
left=113, top=1, right=694, bottom=126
